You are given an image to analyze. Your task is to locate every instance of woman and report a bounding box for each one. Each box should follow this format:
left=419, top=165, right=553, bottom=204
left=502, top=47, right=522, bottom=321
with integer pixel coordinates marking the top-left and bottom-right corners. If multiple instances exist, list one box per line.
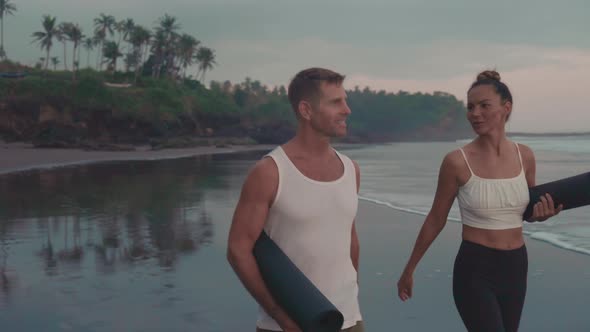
left=397, top=70, right=562, bottom=332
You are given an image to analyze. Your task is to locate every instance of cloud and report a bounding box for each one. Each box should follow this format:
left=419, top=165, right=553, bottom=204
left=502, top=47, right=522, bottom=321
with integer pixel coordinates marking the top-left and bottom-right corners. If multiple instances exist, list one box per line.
left=346, top=47, right=590, bottom=133
left=208, top=38, right=585, bottom=82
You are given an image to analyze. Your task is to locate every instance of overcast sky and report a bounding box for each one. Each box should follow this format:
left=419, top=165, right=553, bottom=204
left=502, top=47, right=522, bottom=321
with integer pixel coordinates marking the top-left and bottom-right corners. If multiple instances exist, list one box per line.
left=3, top=0, right=589, bottom=132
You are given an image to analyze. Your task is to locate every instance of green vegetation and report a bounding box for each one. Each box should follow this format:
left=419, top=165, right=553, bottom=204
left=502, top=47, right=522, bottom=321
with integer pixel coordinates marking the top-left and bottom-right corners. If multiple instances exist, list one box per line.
left=0, top=10, right=472, bottom=147
left=0, top=67, right=471, bottom=145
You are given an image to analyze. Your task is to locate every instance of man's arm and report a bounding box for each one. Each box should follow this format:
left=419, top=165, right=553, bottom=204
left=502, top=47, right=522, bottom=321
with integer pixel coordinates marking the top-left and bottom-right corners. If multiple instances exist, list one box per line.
left=226, top=158, right=299, bottom=331
left=351, top=223, right=360, bottom=272
left=351, top=160, right=361, bottom=272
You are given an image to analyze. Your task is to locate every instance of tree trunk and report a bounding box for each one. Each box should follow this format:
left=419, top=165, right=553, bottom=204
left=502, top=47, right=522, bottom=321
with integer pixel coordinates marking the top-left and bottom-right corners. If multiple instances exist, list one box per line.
left=99, top=40, right=104, bottom=71
left=63, top=42, right=68, bottom=70
left=72, top=44, right=77, bottom=81
left=0, top=17, right=5, bottom=59
left=96, top=47, right=100, bottom=69
left=142, top=43, right=149, bottom=73
left=134, top=64, right=140, bottom=84
left=45, top=49, right=50, bottom=70
left=134, top=46, right=144, bottom=84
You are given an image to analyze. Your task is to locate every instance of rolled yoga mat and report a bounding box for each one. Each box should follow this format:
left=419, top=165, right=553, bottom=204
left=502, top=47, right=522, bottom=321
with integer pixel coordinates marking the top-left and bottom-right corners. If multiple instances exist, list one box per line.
left=524, top=172, right=590, bottom=221
left=253, top=231, right=344, bottom=332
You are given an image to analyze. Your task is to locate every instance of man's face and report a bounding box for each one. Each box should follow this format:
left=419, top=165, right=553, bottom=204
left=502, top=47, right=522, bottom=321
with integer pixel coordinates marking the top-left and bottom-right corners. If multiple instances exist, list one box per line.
left=307, top=82, right=351, bottom=138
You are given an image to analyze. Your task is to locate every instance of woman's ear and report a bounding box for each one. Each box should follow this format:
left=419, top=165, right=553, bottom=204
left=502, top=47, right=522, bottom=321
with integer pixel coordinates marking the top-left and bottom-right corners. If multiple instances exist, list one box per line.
left=504, top=101, right=513, bottom=120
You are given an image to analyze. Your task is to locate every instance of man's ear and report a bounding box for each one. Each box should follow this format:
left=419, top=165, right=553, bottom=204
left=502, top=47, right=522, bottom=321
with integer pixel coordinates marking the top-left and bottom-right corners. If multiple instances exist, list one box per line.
left=298, top=100, right=313, bottom=120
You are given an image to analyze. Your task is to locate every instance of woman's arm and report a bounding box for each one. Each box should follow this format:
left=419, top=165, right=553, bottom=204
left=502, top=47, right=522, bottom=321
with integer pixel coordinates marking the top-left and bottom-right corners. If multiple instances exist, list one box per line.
left=397, top=151, right=461, bottom=301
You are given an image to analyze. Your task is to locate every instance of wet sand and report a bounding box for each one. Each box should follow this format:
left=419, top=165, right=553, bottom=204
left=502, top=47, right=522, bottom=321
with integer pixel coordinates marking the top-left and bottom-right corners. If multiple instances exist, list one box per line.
left=356, top=200, right=590, bottom=331
left=0, top=142, right=273, bottom=175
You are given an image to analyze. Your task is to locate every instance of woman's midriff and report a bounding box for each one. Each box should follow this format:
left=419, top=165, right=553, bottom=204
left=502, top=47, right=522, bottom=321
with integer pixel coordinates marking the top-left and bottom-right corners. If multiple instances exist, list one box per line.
left=462, top=224, right=525, bottom=250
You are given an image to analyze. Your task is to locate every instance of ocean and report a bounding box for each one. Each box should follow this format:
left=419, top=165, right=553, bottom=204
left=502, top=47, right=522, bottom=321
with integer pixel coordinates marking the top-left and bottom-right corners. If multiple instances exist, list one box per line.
left=348, top=135, right=590, bottom=255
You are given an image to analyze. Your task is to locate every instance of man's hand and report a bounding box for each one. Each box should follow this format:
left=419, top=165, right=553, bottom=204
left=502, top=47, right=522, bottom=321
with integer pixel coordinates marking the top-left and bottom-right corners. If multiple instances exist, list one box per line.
left=272, top=307, right=302, bottom=332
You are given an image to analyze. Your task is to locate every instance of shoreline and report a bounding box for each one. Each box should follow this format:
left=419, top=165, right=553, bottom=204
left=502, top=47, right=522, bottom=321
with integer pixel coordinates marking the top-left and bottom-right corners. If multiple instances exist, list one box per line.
left=507, top=131, right=590, bottom=137
left=360, top=196, right=590, bottom=258
left=0, top=141, right=369, bottom=176
left=0, top=141, right=274, bottom=176
left=2, top=141, right=588, bottom=259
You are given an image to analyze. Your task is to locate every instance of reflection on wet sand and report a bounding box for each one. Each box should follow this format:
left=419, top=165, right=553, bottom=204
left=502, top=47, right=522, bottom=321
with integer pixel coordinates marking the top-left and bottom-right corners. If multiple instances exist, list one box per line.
left=0, top=152, right=250, bottom=308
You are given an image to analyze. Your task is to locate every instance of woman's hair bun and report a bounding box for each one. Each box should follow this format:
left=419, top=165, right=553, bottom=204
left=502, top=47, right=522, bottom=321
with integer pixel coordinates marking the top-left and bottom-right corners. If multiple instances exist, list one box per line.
left=476, top=70, right=501, bottom=82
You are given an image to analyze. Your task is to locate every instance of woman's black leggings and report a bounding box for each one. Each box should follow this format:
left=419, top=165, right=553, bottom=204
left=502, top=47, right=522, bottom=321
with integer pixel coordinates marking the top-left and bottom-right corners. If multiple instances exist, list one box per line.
left=453, top=240, right=528, bottom=332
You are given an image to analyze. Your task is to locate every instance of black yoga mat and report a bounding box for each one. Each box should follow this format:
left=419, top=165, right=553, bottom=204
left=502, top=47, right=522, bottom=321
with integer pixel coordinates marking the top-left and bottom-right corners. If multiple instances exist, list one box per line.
left=253, top=231, right=344, bottom=332
left=524, top=172, right=590, bottom=221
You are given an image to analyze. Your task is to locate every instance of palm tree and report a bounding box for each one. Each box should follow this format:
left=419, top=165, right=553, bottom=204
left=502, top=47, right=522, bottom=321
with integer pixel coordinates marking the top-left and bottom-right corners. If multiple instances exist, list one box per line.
left=56, top=22, right=71, bottom=70
left=76, top=45, right=82, bottom=71
left=31, top=15, right=57, bottom=70
left=82, top=37, right=93, bottom=69
left=122, top=18, right=134, bottom=44
left=121, top=18, right=135, bottom=71
left=129, top=25, right=151, bottom=82
left=155, top=14, right=180, bottom=78
left=150, top=29, right=166, bottom=78
left=114, top=20, right=125, bottom=46
left=177, top=34, right=199, bottom=78
left=195, top=47, right=216, bottom=83
left=0, top=0, right=16, bottom=60
left=93, top=13, right=115, bottom=71
left=102, top=40, right=122, bottom=75
left=157, top=14, right=180, bottom=41
left=65, top=23, right=83, bottom=81
left=113, top=20, right=126, bottom=72
left=93, top=30, right=104, bottom=69
left=124, top=50, right=140, bottom=78
left=50, top=56, right=59, bottom=70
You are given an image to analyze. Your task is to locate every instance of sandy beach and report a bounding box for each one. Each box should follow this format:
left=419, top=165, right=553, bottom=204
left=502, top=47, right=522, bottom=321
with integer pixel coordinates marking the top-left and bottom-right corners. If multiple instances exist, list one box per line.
left=356, top=200, right=590, bottom=331
left=0, top=141, right=273, bottom=175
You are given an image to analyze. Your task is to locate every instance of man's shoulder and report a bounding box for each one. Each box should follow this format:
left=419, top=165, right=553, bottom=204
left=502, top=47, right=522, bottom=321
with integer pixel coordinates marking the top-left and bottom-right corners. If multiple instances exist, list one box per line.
left=240, top=157, right=279, bottom=202
left=250, top=156, right=279, bottom=180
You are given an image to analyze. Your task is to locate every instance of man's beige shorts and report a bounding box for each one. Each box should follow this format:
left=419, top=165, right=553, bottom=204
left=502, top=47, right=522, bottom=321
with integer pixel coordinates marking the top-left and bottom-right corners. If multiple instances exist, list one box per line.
left=256, top=320, right=364, bottom=332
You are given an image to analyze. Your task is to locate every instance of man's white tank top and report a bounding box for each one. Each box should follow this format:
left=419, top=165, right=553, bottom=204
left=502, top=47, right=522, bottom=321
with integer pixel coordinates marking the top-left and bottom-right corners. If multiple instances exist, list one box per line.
left=257, top=146, right=362, bottom=330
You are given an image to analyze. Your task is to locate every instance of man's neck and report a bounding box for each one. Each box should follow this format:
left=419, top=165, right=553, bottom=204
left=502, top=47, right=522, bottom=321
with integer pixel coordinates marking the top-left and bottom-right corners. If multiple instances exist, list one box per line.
left=286, top=132, right=333, bottom=158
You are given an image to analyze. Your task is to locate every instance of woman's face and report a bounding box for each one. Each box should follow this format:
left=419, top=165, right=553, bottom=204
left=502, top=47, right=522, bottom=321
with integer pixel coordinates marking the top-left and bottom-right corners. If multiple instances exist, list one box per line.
left=466, top=85, right=511, bottom=135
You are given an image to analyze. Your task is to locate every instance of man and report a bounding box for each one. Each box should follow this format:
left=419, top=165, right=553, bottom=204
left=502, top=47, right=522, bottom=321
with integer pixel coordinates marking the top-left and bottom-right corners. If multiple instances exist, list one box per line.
left=227, top=67, right=363, bottom=332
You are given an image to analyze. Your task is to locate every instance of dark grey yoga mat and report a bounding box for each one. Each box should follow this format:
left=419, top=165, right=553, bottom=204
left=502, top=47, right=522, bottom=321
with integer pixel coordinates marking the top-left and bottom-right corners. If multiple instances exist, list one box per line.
left=524, top=172, right=590, bottom=221
left=253, top=231, right=344, bottom=332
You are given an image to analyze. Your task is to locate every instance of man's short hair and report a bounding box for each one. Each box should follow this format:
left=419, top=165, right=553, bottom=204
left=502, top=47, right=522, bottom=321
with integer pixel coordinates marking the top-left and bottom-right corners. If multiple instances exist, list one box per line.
left=287, top=68, right=345, bottom=114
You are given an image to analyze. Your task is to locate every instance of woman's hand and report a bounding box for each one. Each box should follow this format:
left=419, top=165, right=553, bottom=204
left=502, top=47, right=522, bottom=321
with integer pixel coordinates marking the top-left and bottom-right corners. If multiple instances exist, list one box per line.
left=397, top=271, right=414, bottom=302
left=530, top=193, right=563, bottom=222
